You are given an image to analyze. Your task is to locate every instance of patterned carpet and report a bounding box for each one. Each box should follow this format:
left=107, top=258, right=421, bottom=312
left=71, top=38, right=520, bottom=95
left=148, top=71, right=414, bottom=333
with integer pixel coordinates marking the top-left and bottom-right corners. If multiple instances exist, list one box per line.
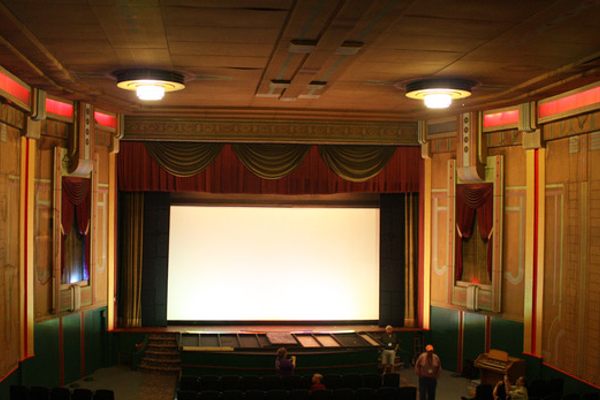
left=68, top=366, right=177, bottom=400
left=137, top=372, right=177, bottom=400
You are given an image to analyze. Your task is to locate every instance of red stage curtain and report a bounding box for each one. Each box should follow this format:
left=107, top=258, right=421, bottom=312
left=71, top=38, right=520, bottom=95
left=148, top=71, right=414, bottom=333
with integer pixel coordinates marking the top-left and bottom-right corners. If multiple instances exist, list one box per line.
left=118, top=142, right=421, bottom=194
left=62, top=177, right=91, bottom=281
left=455, top=183, right=493, bottom=280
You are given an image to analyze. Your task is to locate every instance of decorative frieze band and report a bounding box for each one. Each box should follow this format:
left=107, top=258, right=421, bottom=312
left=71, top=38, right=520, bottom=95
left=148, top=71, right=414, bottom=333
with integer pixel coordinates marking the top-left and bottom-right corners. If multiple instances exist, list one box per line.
left=123, top=116, right=419, bottom=145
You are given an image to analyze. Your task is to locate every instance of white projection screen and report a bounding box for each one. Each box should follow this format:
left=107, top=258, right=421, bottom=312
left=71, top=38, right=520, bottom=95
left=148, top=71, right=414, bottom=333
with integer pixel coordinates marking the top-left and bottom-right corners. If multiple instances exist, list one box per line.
left=167, top=205, right=380, bottom=321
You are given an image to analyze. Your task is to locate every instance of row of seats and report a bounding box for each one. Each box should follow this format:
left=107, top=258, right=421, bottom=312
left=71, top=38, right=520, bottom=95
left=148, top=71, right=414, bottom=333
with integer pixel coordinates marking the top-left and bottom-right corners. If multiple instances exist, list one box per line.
left=470, top=381, right=598, bottom=400
left=9, top=385, right=114, bottom=400
left=177, top=387, right=417, bottom=400
left=180, top=373, right=402, bottom=392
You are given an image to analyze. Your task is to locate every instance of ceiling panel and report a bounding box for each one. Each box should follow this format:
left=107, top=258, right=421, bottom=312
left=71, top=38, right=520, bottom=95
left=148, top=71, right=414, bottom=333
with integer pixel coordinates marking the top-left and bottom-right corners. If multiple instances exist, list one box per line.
left=0, top=0, right=597, bottom=119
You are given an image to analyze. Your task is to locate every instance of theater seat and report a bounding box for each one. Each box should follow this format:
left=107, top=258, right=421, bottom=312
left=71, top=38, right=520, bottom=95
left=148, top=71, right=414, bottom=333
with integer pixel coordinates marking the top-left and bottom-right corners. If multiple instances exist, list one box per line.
left=311, top=389, right=332, bottom=400
left=333, top=388, right=355, bottom=400
left=342, top=374, right=363, bottom=389
left=241, top=376, right=262, bottom=391
left=93, top=389, right=114, bottom=400
left=10, top=385, right=29, bottom=400
left=266, top=389, right=289, bottom=400
left=291, top=389, right=310, bottom=400
left=220, top=376, right=242, bottom=391
left=283, top=375, right=304, bottom=390
left=323, top=375, right=343, bottom=390
left=246, top=389, right=267, bottom=400
left=222, top=390, right=244, bottom=400
left=398, top=386, right=416, bottom=400
left=200, top=376, right=221, bottom=391
left=50, top=387, right=71, bottom=400
left=355, top=388, right=376, bottom=400
left=376, top=387, right=398, bottom=400
left=382, top=374, right=399, bottom=388
left=177, top=390, right=197, bottom=400
left=180, top=375, right=200, bottom=391
left=361, top=374, right=381, bottom=389
left=72, top=388, right=93, bottom=400
left=262, top=376, right=284, bottom=390
left=30, top=386, right=50, bottom=400
left=198, top=390, right=222, bottom=400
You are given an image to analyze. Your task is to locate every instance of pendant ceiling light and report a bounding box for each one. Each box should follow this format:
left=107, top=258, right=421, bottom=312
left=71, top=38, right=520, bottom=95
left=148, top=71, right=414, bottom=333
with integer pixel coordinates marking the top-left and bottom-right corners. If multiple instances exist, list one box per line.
left=405, top=78, right=474, bottom=109
left=114, top=69, right=185, bottom=101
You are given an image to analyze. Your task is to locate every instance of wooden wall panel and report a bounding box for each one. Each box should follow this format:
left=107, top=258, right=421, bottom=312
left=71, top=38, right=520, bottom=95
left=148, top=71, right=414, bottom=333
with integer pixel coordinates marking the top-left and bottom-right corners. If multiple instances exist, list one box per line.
left=34, top=144, right=54, bottom=318
left=0, top=122, right=22, bottom=381
left=543, top=133, right=600, bottom=387
left=430, top=153, right=453, bottom=306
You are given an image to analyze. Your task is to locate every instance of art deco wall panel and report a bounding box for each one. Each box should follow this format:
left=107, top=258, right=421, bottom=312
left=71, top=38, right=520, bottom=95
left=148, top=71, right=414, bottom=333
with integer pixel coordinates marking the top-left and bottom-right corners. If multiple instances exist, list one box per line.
left=544, top=132, right=600, bottom=387
left=0, top=121, right=21, bottom=380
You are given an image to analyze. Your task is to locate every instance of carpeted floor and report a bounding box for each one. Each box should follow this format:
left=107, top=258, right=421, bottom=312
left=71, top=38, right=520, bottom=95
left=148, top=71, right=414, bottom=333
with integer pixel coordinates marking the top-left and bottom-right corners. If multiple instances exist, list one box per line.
left=68, top=366, right=177, bottom=400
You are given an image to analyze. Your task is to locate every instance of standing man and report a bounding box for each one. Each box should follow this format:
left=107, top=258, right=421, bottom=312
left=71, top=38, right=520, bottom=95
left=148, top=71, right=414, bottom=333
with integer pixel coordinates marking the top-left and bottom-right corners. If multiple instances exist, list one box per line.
left=414, top=344, right=441, bottom=400
left=381, top=325, right=399, bottom=374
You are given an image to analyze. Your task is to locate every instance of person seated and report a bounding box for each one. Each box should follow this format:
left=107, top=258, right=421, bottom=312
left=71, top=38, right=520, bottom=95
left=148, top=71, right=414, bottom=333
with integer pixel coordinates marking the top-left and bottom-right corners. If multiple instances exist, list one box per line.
left=275, top=347, right=295, bottom=376
left=310, top=373, right=326, bottom=393
left=505, top=376, right=528, bottom=400
left=494, top=378, right=507, bottom=400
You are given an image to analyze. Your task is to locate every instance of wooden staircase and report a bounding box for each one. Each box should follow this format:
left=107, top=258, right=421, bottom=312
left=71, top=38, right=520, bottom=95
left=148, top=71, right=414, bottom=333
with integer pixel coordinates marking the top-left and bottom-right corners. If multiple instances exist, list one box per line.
left=139, top=333, right=181, bottom=374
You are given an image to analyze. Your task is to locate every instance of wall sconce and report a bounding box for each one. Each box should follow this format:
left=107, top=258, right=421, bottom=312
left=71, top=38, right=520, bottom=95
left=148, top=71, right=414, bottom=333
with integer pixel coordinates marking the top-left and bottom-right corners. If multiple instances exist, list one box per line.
left=405, top=78, right=474, bottom=109
left=114, top=69, right=185, bottom=101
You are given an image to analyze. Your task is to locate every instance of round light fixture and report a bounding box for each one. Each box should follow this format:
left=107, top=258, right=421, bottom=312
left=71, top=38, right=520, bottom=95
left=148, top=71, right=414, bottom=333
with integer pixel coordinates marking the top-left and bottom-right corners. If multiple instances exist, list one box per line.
left=114, top=69, right=185, bottom=101
left=405, top=78, right=474, bottom=109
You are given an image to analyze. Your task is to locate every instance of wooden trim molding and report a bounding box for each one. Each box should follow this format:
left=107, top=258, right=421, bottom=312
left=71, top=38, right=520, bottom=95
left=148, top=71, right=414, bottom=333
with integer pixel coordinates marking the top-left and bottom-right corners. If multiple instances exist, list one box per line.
left=19, top=137, right=35, bottom=359
left=123, top=116, right=419, bottom=145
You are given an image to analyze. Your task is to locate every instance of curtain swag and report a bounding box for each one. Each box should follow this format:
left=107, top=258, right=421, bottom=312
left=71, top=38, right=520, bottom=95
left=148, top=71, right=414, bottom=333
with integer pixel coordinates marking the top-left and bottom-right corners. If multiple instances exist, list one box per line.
left=232, top=143, right=310, bottom=180
left=455, top=183, right=494, bottom=281
left=144, top=141, right=223, bottom=177
left=143, top=141, right=398, bottom=182
left=319, top=145, right=397, bottom=182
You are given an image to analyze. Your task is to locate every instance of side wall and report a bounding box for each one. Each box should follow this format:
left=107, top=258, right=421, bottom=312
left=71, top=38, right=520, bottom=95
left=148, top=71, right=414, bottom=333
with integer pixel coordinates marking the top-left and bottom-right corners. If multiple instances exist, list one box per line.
left=426, top=109, right=600, bottom=391
left=0, top=96, right=117, bottom=392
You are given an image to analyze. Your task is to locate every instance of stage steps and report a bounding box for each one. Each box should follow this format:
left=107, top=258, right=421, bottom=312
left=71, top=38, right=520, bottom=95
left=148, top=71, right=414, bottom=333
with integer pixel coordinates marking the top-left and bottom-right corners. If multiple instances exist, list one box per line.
left=139, top=333, right=181, bottom=374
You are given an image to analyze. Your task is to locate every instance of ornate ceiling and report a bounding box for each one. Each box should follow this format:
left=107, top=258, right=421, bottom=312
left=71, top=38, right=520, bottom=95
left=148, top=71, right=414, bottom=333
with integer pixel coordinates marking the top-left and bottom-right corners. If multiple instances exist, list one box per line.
left=0, top=0, right=599, bottom=126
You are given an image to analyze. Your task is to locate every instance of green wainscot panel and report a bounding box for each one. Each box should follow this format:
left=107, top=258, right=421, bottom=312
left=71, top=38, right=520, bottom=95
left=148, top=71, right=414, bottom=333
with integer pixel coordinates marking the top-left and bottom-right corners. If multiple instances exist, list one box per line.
left=430, top=306, right=459, bottom=372
left=63, top=313, right=81, bottom=384
left=490, top=317, right=523, bottom=357
left=181, top=348, right=379, bottom=376
left=84, top=307, right=108, bottom=375
left=21, top=319, right=60, bottom=387
left=463, top=312, right=486, bottom=365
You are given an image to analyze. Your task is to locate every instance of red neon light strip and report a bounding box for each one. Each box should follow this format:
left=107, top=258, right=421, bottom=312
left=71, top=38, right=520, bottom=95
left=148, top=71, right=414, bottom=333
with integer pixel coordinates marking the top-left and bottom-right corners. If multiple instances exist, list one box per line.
left=483, top=109, right=519, bottom=128
left=0, top=70, right=30, bottom=105
left=94, top=111, right=117, bottom=129
left=539, top=86, right=600, bottom=118
left=532, top=150, right=539, bottom=353
left=23, top=140, right=30, bottom=359
left=46, top=98, right=74, bottom=119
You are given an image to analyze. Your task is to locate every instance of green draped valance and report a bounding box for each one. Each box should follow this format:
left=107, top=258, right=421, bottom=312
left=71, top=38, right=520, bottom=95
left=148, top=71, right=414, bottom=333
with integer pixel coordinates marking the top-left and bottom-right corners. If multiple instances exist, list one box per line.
left=231, top=143, right=310, bottom=180
left=319, top=145, right=397, bottom=182
left=142, top=141, right=400, bottom=182
left=144, top=141, right=223, bottom=177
